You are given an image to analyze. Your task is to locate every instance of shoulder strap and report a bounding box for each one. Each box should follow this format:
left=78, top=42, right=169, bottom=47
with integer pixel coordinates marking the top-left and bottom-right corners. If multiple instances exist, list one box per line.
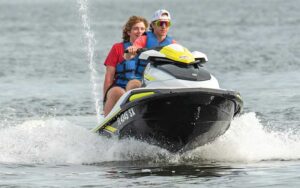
left=123, top=41, right=132, bottom=49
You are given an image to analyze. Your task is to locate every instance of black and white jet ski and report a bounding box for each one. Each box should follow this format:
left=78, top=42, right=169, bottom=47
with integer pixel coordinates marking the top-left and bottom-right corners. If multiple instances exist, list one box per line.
left=93, top=44, right=243, bottom=152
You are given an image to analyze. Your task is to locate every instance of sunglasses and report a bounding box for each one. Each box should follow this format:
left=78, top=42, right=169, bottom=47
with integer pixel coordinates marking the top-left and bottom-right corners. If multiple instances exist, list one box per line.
left=154, top=20, right=171, bottom=27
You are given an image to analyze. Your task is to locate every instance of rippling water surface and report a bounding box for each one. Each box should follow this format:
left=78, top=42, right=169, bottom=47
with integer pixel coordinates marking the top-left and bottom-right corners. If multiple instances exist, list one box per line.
left=1, top=0, right=300, bottom=187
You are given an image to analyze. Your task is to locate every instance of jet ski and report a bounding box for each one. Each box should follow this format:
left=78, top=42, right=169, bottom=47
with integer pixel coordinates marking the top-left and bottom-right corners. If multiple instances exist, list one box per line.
left=92, top=44, right=243, bottom=152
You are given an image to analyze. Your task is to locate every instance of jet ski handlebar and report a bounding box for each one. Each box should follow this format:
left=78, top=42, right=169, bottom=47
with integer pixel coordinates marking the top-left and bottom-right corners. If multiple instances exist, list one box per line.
left=125, top=47, right=163, bottom=55
left=124, top=48, right=148, bottom=55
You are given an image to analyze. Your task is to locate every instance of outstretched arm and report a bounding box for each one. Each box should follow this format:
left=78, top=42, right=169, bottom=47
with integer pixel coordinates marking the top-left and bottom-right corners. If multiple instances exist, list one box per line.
left=124, top=35, right=147, bottom=60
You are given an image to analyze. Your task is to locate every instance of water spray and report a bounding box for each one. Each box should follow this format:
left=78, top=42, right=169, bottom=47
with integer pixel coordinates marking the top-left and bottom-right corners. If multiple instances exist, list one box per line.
left=78, top=0, right=102, bottom=122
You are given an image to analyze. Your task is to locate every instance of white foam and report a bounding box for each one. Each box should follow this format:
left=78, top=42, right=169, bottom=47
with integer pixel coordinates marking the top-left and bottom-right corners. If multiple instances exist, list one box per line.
left=183, top=112, right=300, bottom=162
left=0, top=119, right=169, bottom=164
left=1, top=114, right=299, bottom=164
left=0, top=119, right=102, bottom=164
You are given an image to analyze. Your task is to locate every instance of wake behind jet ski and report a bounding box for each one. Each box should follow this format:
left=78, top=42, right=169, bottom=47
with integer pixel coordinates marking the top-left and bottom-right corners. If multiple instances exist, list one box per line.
left=92, top=44, right=243, bottom=152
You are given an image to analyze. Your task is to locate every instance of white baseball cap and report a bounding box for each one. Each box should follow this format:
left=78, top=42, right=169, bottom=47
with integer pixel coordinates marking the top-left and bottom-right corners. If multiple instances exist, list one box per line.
left=151, top=9, right=171, bottom=22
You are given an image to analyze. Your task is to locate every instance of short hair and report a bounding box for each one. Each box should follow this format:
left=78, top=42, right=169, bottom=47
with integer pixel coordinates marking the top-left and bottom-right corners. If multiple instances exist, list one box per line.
left=122, top=16, right=149, bottom=42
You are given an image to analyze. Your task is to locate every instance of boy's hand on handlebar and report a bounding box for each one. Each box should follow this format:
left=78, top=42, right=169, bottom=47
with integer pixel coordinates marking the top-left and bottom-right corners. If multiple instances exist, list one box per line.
left=124, top=46, right=140, bottom=60
left=126, top=46, right=139, bottom=55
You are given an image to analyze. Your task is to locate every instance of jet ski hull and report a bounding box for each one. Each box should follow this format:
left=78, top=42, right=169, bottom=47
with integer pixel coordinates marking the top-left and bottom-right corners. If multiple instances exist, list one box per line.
left=97, top=88, right=242, bottom=152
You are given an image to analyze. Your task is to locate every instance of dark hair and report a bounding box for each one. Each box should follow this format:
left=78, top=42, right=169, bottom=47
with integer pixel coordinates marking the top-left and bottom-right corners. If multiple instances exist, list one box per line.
left=122, top=16, right=149, bottom=42
left=150, top=22, right=154, bottom=32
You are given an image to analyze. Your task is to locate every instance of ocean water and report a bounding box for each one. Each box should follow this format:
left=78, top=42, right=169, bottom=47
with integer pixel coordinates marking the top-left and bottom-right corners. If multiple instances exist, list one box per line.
left=1, top=0, right=300, bottom=187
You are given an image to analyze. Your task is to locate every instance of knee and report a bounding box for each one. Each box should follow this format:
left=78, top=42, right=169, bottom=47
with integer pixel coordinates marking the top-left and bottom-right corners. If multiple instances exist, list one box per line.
left=126, top=79, right=142, bottom=91
left=107, top=87, right=125, bottom=100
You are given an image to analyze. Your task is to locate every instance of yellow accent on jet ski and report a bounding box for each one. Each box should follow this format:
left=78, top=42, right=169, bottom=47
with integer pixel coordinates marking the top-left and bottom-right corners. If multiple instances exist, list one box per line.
left=104, top=125, right=117, bottom=133
left=236, top=93, right=243, bottom=101
left=144, top=74, right=156, bottom=81
left=160, top=44, right=195, bottom=64
left=129, top=92, right=155, bottom=102
left=91, top=107, right=121, bottom=132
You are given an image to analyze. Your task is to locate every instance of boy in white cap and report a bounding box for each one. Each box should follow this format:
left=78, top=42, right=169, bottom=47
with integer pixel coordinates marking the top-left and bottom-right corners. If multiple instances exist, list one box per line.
left=126, top=9, right=176, bottom=55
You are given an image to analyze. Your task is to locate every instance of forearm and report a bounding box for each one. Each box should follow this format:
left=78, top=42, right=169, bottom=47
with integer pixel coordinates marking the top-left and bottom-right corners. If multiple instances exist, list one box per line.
left=103, top=66, right=116, bottom=97
left=103, top=75, right=113, bottom=96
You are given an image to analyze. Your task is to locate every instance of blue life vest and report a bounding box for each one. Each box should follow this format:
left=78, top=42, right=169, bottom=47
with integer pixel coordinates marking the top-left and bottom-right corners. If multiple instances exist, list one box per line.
left=145, top=31, right=173, bottom=48
left=135, top=31, right=173, bottom=79
left=115, top=42, right=138, bottom=88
